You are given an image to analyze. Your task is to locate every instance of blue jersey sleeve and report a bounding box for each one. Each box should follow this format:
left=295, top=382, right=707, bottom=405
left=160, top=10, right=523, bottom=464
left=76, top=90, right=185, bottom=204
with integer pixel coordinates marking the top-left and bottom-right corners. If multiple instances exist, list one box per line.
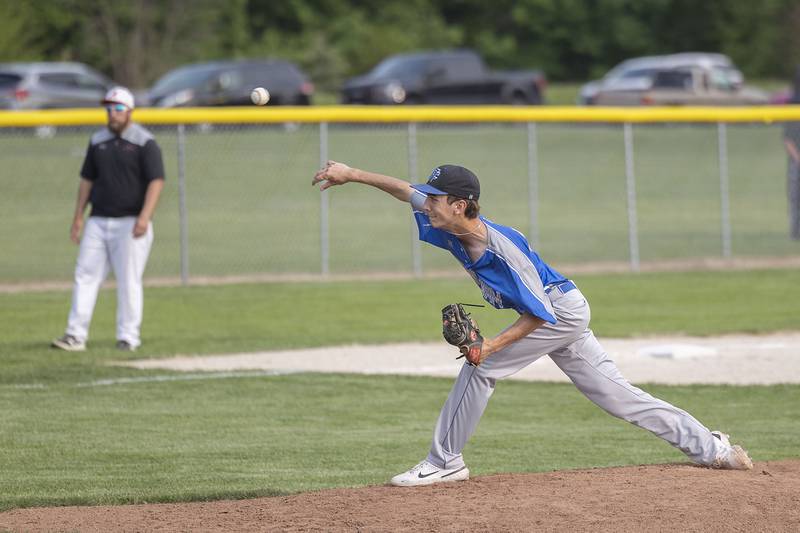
left=411, top=190, right=453, bottom=250
left=413, top=211, right=451, bottom=250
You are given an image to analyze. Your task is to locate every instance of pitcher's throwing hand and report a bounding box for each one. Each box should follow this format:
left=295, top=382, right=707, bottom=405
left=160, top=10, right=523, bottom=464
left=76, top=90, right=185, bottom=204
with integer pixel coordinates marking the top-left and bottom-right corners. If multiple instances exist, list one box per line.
left=312, top=160, right=352, bottom=190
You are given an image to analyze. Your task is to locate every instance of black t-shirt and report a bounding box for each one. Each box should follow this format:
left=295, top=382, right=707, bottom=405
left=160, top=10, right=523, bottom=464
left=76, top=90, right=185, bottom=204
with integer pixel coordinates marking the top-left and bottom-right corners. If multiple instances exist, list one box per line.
left=80, top=123, right=165, bottom=217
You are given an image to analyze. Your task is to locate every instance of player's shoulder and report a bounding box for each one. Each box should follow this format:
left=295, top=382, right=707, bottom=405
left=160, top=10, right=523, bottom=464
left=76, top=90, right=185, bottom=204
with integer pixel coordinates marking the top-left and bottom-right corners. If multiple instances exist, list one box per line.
left=89, top=128, right=114, bottom=146
left=121, top=123, right=157, bottom=147
left=484, top=217, right=529, bottom=247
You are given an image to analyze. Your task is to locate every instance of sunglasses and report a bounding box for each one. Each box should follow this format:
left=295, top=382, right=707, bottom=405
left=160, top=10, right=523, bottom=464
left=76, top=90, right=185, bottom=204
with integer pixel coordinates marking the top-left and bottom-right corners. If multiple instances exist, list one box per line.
left=106, top=104, right=129, bottom=112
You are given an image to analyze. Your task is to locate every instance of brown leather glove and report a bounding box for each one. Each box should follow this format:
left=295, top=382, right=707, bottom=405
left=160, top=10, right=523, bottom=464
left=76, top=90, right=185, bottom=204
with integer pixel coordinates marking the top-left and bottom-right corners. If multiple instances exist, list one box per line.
left=442, top=303, right=484, bottom=366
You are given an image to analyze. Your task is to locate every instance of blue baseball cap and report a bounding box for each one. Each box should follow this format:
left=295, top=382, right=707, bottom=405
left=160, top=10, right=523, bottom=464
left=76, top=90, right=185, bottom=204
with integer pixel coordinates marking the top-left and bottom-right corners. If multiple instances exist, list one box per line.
left=411, top=165, right=480, bottom=200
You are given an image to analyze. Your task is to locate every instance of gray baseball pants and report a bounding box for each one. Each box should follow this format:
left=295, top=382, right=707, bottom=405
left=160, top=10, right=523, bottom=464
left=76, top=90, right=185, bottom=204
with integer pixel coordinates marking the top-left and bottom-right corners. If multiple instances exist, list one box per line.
left=426, top=286, right=727, bottom=469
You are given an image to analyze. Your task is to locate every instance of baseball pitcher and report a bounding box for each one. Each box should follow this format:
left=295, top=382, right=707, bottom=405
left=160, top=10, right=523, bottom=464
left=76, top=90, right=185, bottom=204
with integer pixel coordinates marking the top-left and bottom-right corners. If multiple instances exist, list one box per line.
left=312, top=161, right=753, bottom=487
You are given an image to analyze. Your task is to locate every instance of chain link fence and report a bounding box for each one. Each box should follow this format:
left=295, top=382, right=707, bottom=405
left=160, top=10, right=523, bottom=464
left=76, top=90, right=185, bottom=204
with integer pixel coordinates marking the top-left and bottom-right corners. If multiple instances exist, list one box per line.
left=1, top=108, right=799, bottom=286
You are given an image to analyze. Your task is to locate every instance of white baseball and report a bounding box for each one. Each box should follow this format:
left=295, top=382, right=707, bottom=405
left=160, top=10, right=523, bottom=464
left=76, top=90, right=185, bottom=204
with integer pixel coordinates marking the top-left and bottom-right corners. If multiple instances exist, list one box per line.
left=251, top=87, right=270, bottom=105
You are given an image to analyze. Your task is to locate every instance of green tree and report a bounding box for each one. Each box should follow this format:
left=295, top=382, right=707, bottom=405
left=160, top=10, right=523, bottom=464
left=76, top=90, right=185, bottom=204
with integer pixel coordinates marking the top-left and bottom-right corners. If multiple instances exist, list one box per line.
left=242, top=0, right=460, bottom=91
left=0, top=1, right=43, bottom=61
left=2, top=0, right=799, bottom=89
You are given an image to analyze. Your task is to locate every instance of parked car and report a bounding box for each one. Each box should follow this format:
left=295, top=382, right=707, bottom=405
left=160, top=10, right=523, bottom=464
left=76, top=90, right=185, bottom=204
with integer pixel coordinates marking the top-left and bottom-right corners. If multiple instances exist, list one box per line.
left=147, top=60, right=313, bottom=107
left=340, top=49, right=546, bottom=105
left=579, top=53, right=744, bottom=105
left=591, top=66, right=768, bottom=106
left=0, top=62, right=114, bottom=110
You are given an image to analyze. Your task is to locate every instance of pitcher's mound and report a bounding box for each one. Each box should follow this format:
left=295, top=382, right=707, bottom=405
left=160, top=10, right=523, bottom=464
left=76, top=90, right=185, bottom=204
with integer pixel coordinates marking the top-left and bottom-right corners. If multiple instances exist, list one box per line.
left=2, top=460, right=798, bottom=531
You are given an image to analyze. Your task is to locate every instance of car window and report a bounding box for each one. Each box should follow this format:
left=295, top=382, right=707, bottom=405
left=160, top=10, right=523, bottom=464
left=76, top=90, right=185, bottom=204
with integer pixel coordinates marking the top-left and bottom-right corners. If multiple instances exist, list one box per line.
left=150, top=65, right=221, bottom=95
left=274, top=63, right=304, bottom=83
left=244, top=63, right=302, bottom=85
left=75, top=72, right=107, bottom=91
left=439, top=55, right=483, bottom=79
left=212, top=69, right=242, bottom=91
left=620, top=68, right=658, bottom=79
left=40, top=72, right=80, bottom=88
left=0, top=73, right=22, bottom=88
left=604, top=60, right=637, bottom=80
left=370, top=57, right=429, bottom=78
left=653, top=70, right=693, bottom=89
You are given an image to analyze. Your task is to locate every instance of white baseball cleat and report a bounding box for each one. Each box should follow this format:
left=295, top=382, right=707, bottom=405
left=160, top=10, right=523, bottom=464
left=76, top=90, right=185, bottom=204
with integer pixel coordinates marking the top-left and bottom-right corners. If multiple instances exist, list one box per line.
left=711, top=431, right=754, bottom=470
left=51, top=334, right=86, bottom=352
left=390, top=460, right=470, bottom=487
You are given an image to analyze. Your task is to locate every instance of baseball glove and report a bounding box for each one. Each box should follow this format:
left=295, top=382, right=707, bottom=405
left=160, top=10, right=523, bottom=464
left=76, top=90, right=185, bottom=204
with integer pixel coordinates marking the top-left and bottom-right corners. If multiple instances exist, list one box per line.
left=442, top=303, right=484, bottom=366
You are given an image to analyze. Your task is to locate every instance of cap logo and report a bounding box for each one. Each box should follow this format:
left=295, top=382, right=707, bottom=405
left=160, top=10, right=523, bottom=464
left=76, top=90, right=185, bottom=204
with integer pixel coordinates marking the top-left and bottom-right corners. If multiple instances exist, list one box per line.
left=427, top=167, right=441, bottom=183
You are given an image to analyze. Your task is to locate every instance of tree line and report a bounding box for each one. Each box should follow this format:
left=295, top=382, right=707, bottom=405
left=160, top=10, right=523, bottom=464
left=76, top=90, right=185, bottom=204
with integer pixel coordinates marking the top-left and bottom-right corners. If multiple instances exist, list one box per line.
left=1, top=0, right=798, bottom=90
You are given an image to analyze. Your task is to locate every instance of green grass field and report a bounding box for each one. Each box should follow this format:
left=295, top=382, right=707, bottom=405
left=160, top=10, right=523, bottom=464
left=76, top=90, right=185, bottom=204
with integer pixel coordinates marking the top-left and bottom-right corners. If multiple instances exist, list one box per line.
left=1, top=271, right=799, bottom=511
left=1, top=120, right=797, bottom=284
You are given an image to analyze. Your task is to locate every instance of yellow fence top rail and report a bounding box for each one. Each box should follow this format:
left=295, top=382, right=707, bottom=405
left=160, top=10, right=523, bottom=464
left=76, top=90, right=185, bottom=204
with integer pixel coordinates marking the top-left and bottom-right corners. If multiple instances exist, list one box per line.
left=2, top=105, right=800, bottom=127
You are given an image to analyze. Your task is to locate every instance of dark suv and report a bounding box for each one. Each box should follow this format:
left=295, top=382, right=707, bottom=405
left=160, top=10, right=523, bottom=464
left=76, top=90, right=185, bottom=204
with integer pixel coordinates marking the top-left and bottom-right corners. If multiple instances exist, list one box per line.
left=0, top=62, right=114, bottom=109
left=147, top=60, right=314, bottom=107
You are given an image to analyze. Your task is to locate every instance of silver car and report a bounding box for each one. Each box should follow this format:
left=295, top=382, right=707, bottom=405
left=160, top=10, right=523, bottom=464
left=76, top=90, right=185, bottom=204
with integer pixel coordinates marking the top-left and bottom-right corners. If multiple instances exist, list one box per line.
left=0, top=62, right=114, bottom=110
left=579, top=53, right=744, bottom=105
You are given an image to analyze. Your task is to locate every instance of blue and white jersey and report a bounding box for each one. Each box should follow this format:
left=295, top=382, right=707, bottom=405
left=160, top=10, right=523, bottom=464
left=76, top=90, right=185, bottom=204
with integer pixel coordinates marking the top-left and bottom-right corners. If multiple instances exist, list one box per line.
left=411, top=191, right=566, bottom=324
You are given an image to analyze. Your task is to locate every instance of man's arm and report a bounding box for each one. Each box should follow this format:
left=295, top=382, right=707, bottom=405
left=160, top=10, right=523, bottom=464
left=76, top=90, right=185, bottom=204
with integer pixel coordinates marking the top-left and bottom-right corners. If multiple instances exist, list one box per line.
left=70, top=178, right=93, bottom=244
left=312, top=161, right=414, bottom=202
left=479, top=312, right=545, bottom=363
left=134, top=178, right=165, bottom=238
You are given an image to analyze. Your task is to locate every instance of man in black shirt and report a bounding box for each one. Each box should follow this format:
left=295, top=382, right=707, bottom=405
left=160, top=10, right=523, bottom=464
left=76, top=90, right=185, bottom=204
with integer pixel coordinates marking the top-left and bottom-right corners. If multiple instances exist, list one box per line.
left=52, top=87, right=165, bottom=352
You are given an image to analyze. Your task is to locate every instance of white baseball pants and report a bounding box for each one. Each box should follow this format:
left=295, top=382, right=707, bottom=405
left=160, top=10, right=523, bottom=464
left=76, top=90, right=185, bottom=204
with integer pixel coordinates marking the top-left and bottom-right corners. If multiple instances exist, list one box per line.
left=427, top=287, right=727, bottom=469
left=65, top=216, right=153, bottom=347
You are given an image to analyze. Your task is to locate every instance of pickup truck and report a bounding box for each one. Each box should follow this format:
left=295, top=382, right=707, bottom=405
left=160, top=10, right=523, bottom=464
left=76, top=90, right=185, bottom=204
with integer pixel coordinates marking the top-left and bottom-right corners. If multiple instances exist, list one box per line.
left=340, top=50, right=546, bottom=105
left=592, top=66, right=768, bottom=106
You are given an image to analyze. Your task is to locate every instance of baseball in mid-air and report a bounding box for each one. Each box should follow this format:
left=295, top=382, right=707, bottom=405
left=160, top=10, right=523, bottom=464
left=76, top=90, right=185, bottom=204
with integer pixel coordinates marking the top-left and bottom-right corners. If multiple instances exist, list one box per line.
left=250, top=87, right=270, bottom=105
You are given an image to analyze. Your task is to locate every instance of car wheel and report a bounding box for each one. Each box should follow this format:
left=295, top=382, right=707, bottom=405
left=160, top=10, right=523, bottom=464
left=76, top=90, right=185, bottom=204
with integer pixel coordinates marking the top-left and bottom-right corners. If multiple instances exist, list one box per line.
left=509, top=90, right=539, bottom=105
left=510, top=92, right=528, bottom=105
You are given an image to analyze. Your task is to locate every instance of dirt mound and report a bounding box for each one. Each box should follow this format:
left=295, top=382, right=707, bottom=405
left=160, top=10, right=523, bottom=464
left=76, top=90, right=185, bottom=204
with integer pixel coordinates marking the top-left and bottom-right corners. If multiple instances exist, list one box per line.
left=2, top=460, right=798, bottom=532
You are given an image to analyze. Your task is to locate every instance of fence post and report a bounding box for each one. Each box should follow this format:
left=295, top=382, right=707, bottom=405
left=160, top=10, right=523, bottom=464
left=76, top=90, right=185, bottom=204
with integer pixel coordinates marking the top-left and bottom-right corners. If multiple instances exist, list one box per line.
left=407, top=122, right=422, bottom=276
left=177, top=124, right=189, bottom=286
left=527, top=122, right=540, bottom=249
left=717, top=122, right=732, bottom=258
left=623, top=123, right=640, bottom=272
left=319, top=122, right=330, bottom=276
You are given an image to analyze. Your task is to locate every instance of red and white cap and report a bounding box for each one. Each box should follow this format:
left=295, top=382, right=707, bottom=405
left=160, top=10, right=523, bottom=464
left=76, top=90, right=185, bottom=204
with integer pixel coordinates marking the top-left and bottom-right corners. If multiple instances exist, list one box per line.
left=102, top=86, right=135, bottom=110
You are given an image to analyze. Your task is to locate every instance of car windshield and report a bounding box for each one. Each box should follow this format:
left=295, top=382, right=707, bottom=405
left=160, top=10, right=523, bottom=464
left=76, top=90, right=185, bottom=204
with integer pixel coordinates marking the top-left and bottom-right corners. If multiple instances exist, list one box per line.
left=369, top=57, right=428, bottom=78
left=150, top=65, right=221, bottom=95
left=714, top=67, right=742, bottom=88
